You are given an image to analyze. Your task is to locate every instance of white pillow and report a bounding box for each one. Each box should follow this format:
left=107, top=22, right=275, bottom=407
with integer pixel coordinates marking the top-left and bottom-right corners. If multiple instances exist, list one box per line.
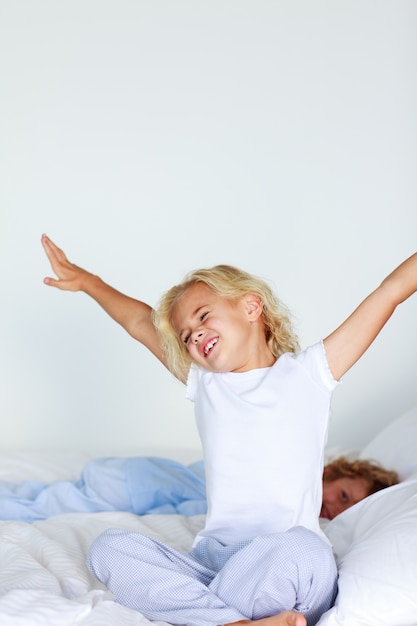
left=359, top=405, right=417, bottom=480
left=317, top=478, right=417, bottom=626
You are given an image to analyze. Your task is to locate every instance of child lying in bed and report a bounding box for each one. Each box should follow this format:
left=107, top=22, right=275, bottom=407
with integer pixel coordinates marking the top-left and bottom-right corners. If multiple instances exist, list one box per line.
left=320, top=456, right=398, bottom=520
left=0, top=455, right=398, bottom=522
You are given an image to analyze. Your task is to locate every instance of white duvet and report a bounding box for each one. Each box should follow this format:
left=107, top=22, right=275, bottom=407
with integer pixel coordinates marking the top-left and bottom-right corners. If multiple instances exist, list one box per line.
left=1, top=405, right=417, bottom=626
left=0, top=511, right=205, bottom=626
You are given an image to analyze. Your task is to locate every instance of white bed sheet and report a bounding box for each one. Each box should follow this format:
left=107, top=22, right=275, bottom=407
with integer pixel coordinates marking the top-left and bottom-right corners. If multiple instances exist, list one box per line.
left=0, top=510, right=205, bottom=626
left=1, top=405, right=416, bottom=626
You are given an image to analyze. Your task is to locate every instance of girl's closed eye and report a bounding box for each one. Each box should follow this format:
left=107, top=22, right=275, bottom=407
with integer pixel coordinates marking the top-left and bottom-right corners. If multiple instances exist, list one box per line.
left=181, top=313, right=208, bottom=345
left=341, top=491, right=349, bottom=503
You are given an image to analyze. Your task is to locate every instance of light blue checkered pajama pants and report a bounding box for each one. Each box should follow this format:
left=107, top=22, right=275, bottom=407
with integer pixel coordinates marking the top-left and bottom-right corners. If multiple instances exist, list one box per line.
left=87, top=525, right=337, bottom=626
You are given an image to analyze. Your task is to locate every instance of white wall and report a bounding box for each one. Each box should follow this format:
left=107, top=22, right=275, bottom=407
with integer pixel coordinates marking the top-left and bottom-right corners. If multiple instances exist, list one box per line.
left=1, top=1, right=416, bottom=458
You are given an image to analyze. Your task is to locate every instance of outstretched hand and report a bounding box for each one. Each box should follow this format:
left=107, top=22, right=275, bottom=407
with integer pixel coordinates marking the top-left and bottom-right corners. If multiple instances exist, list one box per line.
left=41, top=234, right=93, bottom=291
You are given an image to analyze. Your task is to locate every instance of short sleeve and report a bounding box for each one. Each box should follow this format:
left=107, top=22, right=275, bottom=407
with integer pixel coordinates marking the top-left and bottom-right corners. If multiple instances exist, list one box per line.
left=185, top=364, right=201, bottom=402
left=295, top=341, right=340, bottom=392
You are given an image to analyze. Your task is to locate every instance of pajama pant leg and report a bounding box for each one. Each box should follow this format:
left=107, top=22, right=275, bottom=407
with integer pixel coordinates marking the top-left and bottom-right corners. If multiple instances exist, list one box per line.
left=206, top=527, right=337, bottom=626
left=87, top=529, right=246, bottom=626
left=88, top=526, right=337, bottom=626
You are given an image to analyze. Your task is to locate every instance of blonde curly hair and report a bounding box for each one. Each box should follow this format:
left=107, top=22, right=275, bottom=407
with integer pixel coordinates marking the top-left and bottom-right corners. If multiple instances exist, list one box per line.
left=323, top=456, right=399, bottom=496
left=153, top=264, right=299, bottom=380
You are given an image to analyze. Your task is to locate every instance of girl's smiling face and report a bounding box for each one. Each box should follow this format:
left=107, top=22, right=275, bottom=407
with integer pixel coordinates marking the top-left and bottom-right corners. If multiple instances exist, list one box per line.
left=171, top=282, right=274, bottom=373
left=320, top=476, right=371, bottom=519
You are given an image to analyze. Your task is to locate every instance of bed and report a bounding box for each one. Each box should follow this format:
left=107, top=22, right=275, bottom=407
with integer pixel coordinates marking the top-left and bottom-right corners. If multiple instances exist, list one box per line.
left=0, top=406, right=416, bottom=626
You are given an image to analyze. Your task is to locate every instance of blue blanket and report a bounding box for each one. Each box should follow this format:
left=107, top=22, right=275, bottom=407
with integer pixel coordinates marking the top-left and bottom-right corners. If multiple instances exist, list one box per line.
left=0, top=457, right=207, bottom=522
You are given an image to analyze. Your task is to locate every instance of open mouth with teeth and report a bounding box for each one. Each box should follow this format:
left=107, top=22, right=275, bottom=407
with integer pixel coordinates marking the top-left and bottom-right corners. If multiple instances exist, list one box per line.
left=203, top=337, right=218, bottom=357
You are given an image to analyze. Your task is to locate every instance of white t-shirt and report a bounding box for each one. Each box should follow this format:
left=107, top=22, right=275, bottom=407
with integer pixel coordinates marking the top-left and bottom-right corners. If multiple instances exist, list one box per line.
left=186, top=341, right=339, bottom=545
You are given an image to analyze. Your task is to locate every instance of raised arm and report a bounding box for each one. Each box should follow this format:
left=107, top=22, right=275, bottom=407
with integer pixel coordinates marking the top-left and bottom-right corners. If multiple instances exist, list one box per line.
left=41, top=234, right=170, bottom=371
left=323, top=252, right=417, bottom=381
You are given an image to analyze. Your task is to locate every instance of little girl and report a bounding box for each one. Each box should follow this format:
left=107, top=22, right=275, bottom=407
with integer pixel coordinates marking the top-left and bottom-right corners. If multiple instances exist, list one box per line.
left=41, top=235, right=417, bottom=626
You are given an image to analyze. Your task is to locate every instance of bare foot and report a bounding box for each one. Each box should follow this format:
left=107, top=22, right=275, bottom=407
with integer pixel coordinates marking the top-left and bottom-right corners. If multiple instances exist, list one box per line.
left=226, top=611, right=306, bottom=626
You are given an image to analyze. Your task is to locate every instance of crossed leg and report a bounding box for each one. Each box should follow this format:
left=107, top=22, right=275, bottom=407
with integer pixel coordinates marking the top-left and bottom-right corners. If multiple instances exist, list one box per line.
left=88, top=526, right=336, bottom=626
left=228, top=612, right=306, bottom=626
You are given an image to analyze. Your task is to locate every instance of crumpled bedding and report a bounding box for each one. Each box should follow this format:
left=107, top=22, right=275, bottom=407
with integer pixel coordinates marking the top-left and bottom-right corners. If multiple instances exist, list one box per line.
left=0, top=457, right=207, bottom=522
left=0, top=510, right=206, bottom=626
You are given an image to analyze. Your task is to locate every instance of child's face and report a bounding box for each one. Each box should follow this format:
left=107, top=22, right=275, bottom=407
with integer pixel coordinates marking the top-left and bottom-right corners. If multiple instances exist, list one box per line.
left=320, top=477, right=370, bottom=519
left=171, top=282, right=270, bottom=373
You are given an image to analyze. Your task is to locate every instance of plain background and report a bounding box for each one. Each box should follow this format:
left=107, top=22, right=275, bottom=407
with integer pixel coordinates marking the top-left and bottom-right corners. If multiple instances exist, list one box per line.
left=1, top=0, right=416, bottom=458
